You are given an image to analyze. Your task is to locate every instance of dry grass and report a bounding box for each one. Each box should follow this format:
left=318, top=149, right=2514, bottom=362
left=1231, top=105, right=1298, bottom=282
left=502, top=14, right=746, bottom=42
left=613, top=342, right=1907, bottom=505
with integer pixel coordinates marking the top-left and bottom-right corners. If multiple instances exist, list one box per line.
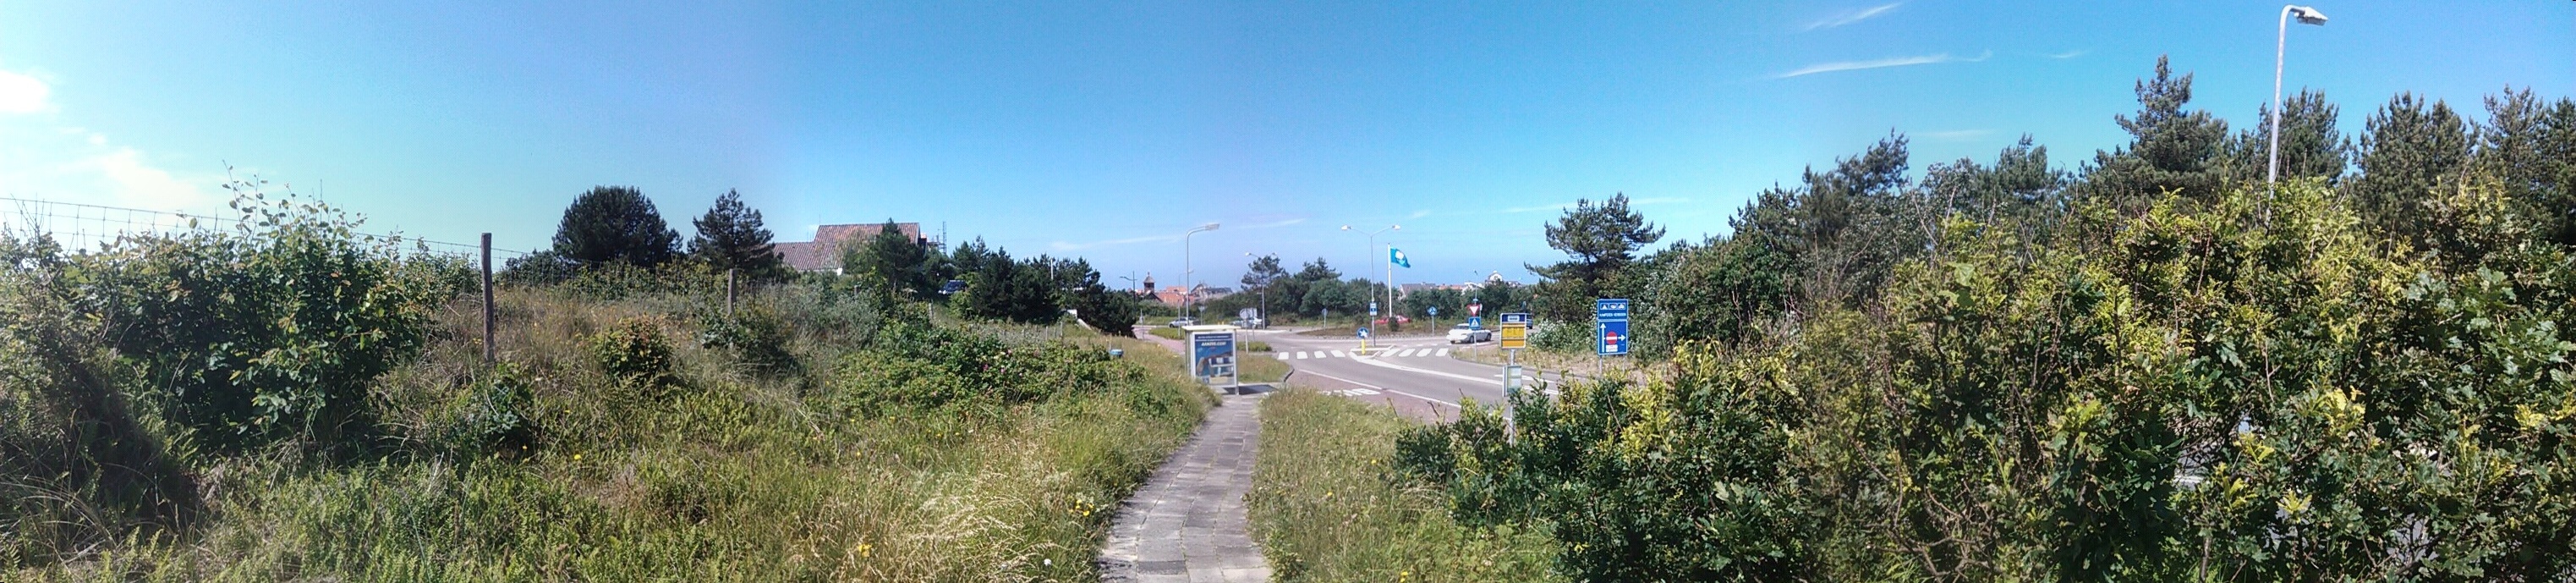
left=1247, top=389, right=1562, bottom=582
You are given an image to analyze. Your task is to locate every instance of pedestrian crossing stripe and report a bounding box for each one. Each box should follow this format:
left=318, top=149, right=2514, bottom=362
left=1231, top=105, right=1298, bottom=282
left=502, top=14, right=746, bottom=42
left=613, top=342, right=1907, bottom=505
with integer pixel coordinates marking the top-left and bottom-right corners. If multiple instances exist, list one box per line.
left=1327, top=388, right=1381, bottom=397
left=1330, top=350, right=1346, bottom=358
left=1434, top=349, right=1450, bottom=356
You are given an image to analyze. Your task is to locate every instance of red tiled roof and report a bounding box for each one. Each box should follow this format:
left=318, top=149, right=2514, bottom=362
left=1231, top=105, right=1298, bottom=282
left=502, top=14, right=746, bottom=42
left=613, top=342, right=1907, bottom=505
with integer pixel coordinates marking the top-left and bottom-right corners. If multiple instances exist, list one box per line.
left=780, top=223, right=926, bottom=272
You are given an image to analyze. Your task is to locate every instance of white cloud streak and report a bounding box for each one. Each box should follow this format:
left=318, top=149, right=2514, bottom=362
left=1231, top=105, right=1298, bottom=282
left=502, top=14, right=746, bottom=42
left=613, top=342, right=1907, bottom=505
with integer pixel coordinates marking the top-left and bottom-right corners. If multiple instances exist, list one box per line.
left=1773, top=50, right=1991, bottom=79
left=1803, top=3, right=1903, bottom=31
left=1048, top=217, right=1308, bottom=250
left=2047, top=50, right=2088, bottom=59
left=0, top=69, right=55, bottom=114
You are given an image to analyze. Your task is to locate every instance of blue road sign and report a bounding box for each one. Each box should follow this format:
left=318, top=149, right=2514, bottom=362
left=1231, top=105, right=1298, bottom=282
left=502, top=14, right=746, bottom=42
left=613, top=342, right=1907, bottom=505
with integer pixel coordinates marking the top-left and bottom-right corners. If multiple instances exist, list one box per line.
left=1499, top=312, right=1532, bottom=325
left=1596, top=299, right=1631, bottom=355
left=1466, top=316, right=1483, bottom=328
left=1357, top=327, right=1372, bottom=340
left=1369, top=301, right=1378, bottom=316
left=1428, top=305, right=1439, bottom=316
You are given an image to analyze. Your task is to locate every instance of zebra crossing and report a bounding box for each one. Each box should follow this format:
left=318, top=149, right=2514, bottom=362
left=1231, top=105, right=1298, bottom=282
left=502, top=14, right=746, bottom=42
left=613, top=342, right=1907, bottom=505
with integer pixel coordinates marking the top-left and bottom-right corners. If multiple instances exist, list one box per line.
left=1278, top=346, right=1453, bottom=360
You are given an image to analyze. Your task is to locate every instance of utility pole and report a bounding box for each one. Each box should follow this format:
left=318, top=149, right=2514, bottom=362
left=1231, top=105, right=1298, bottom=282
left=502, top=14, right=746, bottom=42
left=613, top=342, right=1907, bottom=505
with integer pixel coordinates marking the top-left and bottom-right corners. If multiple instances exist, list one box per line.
left=2269, top=4, right=2330, bottom=185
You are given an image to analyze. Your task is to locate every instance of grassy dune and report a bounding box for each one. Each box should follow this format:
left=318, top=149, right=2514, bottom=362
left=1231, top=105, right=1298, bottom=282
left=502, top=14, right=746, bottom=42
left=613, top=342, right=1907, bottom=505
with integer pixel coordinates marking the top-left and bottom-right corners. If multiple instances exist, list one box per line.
left=18, top=287, right=1213, bottom=582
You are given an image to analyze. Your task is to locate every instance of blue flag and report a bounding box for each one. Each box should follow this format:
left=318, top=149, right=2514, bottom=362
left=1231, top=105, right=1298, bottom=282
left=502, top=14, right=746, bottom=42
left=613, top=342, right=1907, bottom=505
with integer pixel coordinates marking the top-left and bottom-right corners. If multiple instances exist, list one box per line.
left=1389, top=247, right=1411, bottom=268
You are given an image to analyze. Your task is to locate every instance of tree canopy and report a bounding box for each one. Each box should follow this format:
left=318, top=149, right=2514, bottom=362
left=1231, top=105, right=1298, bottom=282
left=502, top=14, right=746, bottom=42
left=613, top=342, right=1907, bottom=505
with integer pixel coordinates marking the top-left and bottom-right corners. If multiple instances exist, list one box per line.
left=551, top=186, right=680, bottom=267
left=687, top=190, right=786, bottom=280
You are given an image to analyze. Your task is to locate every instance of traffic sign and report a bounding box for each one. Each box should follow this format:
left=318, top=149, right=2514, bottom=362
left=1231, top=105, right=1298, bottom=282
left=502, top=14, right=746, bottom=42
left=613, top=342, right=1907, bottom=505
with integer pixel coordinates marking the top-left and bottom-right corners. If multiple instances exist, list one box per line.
left=1428, top=305, right=1439, bottom=316
left=1369, top=301, right=1378, bottom=316
left=1466, top=316, right=1483, bottom=328
left=1357, top=327, right=1371, bottom=340
left=1596, top=299, right=1630, bottom=355
left=1499, top=323, right=1526, bottom=349
left=1499, top=312, right=1531, bottom=325
left=1468, top=303, right=1481, bottom=316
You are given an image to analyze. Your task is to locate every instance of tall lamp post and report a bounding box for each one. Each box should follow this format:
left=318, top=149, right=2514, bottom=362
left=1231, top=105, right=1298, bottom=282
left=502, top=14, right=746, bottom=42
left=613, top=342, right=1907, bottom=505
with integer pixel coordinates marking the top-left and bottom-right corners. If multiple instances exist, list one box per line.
left=2269, top=4, right=2329, bottom=184
left=1182, top=223, right=1219, bottom=322
left=1340, top=223, right=1399, bottom=336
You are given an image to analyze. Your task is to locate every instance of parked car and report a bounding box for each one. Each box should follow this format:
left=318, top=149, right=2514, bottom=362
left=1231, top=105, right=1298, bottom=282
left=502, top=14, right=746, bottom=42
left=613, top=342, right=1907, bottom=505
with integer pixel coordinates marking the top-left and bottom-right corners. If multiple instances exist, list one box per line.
left=1228, top=317, right=1267, bottom=329
left=1445, top=323, right=1493, bottom=344
left=1166, top=318, right=1198, bottom=327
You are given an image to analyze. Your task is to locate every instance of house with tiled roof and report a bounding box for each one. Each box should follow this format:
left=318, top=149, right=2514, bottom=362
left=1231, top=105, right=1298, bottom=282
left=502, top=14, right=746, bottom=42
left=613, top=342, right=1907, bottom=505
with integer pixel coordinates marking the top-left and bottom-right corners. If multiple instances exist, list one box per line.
left=772, top=223, right=929, bottom=273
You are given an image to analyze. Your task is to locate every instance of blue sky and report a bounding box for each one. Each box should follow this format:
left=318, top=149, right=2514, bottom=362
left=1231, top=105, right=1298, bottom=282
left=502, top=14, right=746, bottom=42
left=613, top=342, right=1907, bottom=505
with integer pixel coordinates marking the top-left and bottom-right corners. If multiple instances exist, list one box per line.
left=2, top=1, right=2568, bottom=289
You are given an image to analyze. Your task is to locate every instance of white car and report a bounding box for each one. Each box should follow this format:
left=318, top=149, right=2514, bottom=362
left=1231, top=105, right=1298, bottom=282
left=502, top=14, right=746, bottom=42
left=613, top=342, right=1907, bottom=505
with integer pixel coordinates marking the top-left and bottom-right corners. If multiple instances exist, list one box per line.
left=1445, top=323, right=1493, bottom=344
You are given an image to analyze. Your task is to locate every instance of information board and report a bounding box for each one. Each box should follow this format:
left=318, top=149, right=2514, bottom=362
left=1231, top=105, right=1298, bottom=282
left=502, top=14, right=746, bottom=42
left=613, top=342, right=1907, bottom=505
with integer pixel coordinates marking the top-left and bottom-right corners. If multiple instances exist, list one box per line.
left=1191, top=331, right=1236, bottom=382
left=1499, top=322, right=1526, bottom=349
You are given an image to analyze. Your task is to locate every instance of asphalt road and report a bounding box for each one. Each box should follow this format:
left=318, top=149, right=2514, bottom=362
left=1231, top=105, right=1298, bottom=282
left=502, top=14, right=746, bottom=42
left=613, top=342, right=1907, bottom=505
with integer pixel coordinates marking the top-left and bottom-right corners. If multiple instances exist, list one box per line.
left=1244, top=327, right=1575, bottom=421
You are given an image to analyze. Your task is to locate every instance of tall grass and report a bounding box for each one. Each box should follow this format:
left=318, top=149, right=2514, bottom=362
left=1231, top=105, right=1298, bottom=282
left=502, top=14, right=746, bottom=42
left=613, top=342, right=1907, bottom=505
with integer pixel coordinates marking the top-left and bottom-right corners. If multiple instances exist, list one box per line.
left=1247, top=389, right=1560, bottom=582
left=12, top=281, right=1214, bottom=581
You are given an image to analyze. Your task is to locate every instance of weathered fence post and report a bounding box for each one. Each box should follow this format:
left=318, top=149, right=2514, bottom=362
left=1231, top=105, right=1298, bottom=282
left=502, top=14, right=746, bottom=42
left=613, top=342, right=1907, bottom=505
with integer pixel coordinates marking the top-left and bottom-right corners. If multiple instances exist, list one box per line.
left=481, top=233, right=495, bottom=363
left=726, top=268, right=737, bottom=316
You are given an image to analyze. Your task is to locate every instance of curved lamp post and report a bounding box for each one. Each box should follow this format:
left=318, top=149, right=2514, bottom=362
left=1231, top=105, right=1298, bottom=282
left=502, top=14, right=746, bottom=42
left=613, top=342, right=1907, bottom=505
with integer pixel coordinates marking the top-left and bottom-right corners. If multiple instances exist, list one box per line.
left=2269, top=4, right=2329, bottom=184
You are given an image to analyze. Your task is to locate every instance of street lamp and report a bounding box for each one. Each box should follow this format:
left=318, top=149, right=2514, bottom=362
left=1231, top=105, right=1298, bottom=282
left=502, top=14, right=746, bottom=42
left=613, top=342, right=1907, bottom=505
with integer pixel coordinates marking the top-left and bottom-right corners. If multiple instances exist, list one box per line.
left=2269, top=4, right=2329, bottom=184
left=1182, top=223, right=1219, bottom=322
left=1340, top=223, right=1399, bottom=336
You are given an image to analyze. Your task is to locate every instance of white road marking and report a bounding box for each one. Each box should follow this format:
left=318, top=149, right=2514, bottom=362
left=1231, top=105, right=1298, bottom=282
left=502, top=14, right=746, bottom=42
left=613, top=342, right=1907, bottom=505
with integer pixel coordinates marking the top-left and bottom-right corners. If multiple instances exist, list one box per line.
left=1391, top=349, right=1413, bottom=357
left=1293, top=351, right=1309, bottom=360
left=1292, top=369, right=1459, bottom=408
left=1353, top=356, right=1501, bottom=385
left=1435, top=349, right=1450, bottom=357
left=1330, top=350, right=1346, bottom=358
left=1329, top=388, right=1382, bottom=397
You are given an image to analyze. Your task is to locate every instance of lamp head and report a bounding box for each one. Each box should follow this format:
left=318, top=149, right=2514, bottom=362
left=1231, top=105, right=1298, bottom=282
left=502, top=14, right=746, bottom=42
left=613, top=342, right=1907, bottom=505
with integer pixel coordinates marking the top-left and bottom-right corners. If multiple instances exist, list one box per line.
left=2288, top=5, right=2327, bottom=25
left=1340, top=225, right=1353, bottom=231
left=1203, top=223, right=1220, bottom=231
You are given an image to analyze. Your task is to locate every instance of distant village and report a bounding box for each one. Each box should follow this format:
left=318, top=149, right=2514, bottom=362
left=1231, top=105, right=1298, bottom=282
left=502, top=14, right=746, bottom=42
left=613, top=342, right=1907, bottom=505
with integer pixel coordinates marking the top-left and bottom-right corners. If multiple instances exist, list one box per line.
left=770, top=221, right=1502, bottom=309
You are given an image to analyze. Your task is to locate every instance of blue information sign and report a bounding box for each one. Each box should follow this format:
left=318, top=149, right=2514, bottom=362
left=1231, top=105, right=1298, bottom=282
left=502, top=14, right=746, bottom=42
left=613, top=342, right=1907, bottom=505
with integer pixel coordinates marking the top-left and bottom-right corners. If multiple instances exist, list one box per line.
left=1466, top=316, right=1483, bottom=328
left=1596, top=299, right=1631, bottom=355
left=1191, top=332, right=1236, bottom=380
left=1499, top=312, right=1531, bottom=325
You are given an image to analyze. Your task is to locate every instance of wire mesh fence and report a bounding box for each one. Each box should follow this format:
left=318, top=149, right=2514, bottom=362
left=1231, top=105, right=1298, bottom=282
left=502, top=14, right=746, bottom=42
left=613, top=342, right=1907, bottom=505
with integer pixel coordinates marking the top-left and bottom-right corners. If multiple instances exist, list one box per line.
left=0, top=195, right=534, bottom=264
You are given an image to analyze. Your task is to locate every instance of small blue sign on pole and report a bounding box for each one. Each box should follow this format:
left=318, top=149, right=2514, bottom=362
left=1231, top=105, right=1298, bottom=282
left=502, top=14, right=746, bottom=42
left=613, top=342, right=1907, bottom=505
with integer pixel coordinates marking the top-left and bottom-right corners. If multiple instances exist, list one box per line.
left=1466, top=316, right=1483, bottom=328
left=1499, top=312, right=1531, bottom=325
left=1357, top=327, right=1371, bottom=340
left=1595, top=299, right=1631, bottom=355
left=1428, top=305, right=1439, bottom=317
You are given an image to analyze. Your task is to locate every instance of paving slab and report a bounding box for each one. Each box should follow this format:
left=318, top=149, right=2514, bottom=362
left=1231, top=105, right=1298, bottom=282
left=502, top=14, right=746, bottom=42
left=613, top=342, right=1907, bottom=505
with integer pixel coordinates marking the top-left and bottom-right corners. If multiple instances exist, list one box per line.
left=1099, top=392, right=1271, bottom=583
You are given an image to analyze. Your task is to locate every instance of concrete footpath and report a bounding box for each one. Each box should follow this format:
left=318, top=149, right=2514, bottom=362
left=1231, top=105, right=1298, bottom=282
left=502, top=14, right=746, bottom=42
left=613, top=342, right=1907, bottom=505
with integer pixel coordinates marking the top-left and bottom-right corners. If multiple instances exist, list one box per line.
left=1096, top=387, right=1272, bottom=583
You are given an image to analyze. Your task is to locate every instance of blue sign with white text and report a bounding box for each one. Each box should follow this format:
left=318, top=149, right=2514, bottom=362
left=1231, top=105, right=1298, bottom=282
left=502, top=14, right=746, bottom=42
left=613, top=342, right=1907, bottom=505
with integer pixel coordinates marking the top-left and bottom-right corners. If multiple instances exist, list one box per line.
left=1596, top=299, right=1630, bottom=355
left=1499, top=312, right=1531, bottom=325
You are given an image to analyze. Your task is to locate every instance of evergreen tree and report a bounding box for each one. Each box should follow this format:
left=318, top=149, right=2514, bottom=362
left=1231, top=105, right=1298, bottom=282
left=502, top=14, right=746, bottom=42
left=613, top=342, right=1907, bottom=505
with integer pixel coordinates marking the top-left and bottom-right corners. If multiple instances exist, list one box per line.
left=551, top=186, right=680, bottom=266
left=842, top=220, right=931, bottom=298
left=1730, top=135, right=1916, bottom=311
left=2470, top=88, right=2576, bottom=245
left=2080, top=56, right=2232, bottom=208
left=687, top=190, right=786, bottom=280
left=2226, top=89, right=2348, bottom=184
left=2349, top=93, right=2471, bottom=239
left=1527, top=193, right=1663, bottom=322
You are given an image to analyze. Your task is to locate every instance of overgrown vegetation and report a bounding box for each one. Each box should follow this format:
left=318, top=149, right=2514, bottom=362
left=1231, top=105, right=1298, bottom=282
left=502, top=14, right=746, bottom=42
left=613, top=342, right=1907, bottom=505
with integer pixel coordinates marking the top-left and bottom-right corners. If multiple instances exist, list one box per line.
left=1397, top=60, right=2576, bottom=580
left=2, top=180, right=1216, bottom=580
left=1249, top=389, right=1559, bottom=582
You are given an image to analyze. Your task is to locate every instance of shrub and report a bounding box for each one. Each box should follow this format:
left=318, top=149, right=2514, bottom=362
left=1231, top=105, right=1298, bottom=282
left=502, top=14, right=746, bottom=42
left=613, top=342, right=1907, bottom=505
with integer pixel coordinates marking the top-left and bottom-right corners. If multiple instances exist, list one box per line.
left=63, top=186, right=456, bottom=452
left=586, top=316, right=677, bottom=398
left=696, top=304, right=796, bottom=376
left=430, top=364, right=538, bottom=459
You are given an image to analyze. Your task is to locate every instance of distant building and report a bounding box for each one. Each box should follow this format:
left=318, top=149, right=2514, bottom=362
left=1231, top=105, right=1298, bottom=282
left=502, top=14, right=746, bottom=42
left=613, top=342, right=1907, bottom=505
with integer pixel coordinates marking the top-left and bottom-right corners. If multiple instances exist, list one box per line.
left=773, top=223, right=929, bottom=273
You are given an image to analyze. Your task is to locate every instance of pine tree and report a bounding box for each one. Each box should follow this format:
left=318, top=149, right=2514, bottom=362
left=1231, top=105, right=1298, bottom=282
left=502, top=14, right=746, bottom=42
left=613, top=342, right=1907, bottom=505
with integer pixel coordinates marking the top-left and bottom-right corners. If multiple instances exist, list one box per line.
left=2349, top=93, right=2471, bottom=239
left=687, top=190, right=786, bottom=280
left=843, top=220, right=931, bottom=297
left=2226, top=89, right=2348, bottom=184
left=1527, top=193, right=1663, bottom=323
left=2080, top=56, right=2231, bottom=208
left=551, top=186, right=680, bottom=266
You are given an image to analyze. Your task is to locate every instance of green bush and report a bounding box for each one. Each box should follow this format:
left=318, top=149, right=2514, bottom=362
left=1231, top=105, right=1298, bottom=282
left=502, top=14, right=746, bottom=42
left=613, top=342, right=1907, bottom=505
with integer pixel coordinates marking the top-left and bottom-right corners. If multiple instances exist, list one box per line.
left=1410, top=183, right=2576, bottom=580
left=430, top=364, right=538, bottom=459
left=585, top=316, right=677, bottom=398
left=63, top=188, right=458, bottom=452
left=697, top=304, right=797, bottom=376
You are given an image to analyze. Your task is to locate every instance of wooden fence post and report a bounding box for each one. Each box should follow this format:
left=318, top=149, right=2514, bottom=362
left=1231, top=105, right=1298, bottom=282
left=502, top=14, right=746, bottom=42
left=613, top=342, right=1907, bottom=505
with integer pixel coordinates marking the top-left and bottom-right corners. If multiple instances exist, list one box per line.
left=481, top=233, right=495, bottom=363
left=726, top=267, right=737, bottom=316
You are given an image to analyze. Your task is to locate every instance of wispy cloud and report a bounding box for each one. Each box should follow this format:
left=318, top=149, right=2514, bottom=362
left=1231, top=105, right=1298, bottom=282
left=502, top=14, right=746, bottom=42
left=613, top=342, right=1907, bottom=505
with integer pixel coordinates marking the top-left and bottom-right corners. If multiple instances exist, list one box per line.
left=1802, top=3, right=1903, bottom=31
left=1408, top=209, right=1433, bottom=219
left=1918, top=129, right=1993, bottom=140
left=0, top=69, right=218, bottom=216
left=1773, top=50, right=1991, bottom=79
left=1045, top=217, right=1306, bottom=251
left=2047, top=49, right=2088, bottom=59
left=1050, top=234, right=1178, bottom=251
